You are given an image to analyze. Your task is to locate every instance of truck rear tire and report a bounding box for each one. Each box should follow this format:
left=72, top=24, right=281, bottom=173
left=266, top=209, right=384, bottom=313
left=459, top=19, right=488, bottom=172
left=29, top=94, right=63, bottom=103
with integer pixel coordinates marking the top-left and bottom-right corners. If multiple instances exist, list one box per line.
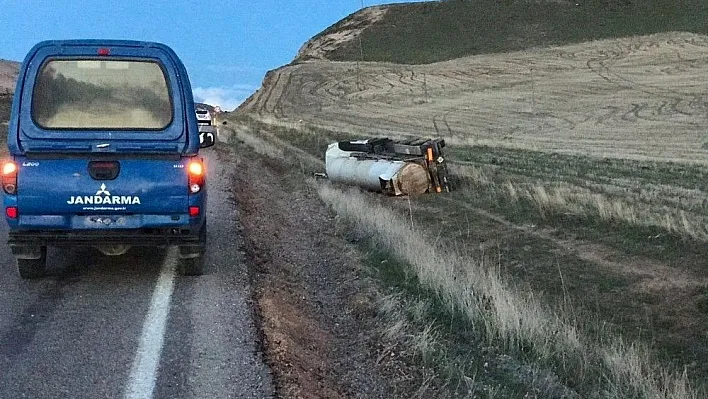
left=178, top=256, right=204, bottom=276
left=178, top=222, right=206, bottom=276
left=17, top=247, right=47, bottom=279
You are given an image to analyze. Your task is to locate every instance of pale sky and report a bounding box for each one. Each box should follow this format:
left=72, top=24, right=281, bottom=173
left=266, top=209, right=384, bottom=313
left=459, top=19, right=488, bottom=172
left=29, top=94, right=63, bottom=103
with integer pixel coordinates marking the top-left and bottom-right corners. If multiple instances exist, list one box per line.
left=0, top=0, right=424, bottom=110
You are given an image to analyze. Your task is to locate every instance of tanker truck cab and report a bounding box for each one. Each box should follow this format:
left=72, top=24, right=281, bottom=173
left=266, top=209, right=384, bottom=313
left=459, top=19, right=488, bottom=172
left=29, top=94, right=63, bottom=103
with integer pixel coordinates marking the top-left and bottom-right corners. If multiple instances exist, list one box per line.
left=3, top=40, right=215, bottom=278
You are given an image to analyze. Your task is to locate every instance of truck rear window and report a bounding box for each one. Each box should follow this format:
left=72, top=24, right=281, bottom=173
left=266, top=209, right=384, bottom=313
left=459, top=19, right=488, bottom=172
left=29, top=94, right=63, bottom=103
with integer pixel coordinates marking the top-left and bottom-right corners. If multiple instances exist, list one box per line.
left=32, top=59, right=172, bottom=130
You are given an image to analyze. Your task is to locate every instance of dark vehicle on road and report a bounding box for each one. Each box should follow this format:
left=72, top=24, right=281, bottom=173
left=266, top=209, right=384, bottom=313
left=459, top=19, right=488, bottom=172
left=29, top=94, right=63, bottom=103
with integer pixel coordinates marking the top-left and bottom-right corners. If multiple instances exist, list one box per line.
left=2, top=40, right=215, bottom=278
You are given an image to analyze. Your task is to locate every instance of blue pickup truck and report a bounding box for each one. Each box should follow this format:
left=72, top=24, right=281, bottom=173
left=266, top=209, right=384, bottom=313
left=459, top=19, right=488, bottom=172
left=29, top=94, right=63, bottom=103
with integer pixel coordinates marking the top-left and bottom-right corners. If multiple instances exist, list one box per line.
left=3, top=40, right=215, bottom=278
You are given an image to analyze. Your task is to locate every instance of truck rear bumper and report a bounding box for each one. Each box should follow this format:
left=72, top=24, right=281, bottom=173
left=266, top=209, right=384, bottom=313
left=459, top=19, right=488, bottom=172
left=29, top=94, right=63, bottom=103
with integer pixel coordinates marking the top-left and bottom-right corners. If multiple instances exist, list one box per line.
left=8, top=227, right=201, bottom=247
left=11, top=213, right=196, bottom=230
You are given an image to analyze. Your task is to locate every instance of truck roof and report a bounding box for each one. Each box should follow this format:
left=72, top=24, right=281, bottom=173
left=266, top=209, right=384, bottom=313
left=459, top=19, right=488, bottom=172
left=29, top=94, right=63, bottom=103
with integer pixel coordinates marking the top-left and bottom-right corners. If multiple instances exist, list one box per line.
left=22, top=40, right=186, bottom=68
left=27, top=39, right=180, bottom=56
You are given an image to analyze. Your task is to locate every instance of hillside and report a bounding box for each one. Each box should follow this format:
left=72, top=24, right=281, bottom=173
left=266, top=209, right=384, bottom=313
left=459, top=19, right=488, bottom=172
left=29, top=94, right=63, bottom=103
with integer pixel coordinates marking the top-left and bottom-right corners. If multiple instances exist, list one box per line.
left=296, top=0, right=708, bottom=64
left=0, top=59, right=19, bottom=94
left=231, top=1, right=708, bottom=397
left=240, top=31, right=708, bottom=164
left=0, top=60, right=19, bottom=126
left=241, top=0, right=708, bottom=165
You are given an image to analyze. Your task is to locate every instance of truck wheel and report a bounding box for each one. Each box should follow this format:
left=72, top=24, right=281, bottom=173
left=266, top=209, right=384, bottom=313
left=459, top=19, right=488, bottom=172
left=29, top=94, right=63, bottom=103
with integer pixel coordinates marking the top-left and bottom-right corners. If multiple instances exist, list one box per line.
left=178, top=256, right=204, bottom=276
left=17, top=247, right=47, bottom=279
left=178, top=222, right=206, bottom=276
left=199, top=220, right=207, bottom=253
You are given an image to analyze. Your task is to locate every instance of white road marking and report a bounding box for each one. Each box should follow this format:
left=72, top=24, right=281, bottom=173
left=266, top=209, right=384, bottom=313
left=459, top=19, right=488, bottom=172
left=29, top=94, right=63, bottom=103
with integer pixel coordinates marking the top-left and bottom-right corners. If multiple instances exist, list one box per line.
left=124, top=251, right=178, bottom=399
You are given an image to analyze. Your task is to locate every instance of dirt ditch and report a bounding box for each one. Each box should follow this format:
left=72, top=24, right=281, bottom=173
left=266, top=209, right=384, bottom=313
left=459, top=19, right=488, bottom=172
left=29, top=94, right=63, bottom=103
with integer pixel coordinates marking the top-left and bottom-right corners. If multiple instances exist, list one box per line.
left=227, top=144, right=434, bottom=398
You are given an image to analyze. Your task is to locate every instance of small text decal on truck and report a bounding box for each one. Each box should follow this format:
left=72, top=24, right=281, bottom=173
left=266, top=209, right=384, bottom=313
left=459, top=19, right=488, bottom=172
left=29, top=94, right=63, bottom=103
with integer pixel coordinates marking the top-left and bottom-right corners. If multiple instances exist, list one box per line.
left=67, top=184, right=141, bottom=205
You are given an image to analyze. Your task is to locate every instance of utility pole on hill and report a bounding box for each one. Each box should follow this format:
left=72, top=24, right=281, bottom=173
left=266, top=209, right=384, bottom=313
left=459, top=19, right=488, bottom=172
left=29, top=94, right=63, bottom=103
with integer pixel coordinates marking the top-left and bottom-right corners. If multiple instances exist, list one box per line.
left=530, top=65, right=538, bottom=134
left=356, top=0, right=365, bottom=91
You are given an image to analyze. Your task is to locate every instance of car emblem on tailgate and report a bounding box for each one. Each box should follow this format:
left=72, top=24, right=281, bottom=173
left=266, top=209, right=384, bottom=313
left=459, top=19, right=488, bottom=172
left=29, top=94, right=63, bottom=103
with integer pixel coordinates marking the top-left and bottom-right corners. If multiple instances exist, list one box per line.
left=96, top=183, right=110, bottom=196
left=67, top=184, right=141, bottom=205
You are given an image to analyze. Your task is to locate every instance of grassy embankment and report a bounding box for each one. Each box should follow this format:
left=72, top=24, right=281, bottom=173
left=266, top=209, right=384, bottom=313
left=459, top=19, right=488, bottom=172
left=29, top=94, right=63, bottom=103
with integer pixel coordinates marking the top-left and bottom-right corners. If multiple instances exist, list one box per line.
left=231, top=0, right=708, bottom=396
left=225, top=112, right=707, bottom=397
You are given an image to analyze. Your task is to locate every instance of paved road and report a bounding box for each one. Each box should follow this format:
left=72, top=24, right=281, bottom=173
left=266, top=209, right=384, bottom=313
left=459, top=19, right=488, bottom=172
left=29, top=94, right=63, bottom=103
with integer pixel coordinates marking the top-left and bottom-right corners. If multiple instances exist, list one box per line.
left=0, top=146, right=274, bottom=398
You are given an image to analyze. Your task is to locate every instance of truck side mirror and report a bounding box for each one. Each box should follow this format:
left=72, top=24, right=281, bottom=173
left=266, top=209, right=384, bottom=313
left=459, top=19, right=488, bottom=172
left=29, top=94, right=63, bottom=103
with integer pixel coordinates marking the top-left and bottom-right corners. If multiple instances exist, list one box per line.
left=199, top=131, right=215, bottom=148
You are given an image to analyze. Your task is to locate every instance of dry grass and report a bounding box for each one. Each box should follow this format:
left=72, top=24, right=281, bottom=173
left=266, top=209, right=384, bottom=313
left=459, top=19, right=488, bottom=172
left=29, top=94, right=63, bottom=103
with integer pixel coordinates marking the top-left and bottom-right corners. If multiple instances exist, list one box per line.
left=377, top=294, right=441, bottom=364
left=228, top=116, right=330, bottom=173
left=316, top=183, right=699, bottom=398
left=452, top=162, right=708, bottom=241
left=228, top=115, right=705, bottom=396
left=228, top=124, right=285, bottom=159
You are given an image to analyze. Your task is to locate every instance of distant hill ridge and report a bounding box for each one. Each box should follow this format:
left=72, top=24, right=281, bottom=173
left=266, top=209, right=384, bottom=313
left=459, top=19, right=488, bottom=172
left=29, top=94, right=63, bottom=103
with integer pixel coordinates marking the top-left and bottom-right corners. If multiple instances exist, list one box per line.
left=295, top=6, right=389, bottom=62
left=0, top=59, right=20, bottom=94
left=295, top=0, right=708, bottom=65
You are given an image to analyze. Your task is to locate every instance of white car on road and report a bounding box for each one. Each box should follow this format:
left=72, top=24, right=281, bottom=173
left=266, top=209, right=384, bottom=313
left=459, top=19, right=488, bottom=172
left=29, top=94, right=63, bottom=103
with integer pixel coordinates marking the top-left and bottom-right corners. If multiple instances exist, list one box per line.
left=195, top=107, right=213, bottom=126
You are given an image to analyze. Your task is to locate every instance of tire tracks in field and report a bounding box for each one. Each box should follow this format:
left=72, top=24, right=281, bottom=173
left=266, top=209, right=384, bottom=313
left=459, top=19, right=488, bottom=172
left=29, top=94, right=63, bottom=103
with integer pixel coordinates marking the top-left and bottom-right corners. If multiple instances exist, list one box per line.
left=420, top=193, right=708, bottom=376
left=436, top=195, right=707, bottom=292
left=254, top=68, right=282, bottom=115
left=432, top=111, right=455, bottom=138
left=585, top=37, right=708, bottom=122
left=242, top=32, right=708, bottom=164
left=272, top=70, right=292, bottom=118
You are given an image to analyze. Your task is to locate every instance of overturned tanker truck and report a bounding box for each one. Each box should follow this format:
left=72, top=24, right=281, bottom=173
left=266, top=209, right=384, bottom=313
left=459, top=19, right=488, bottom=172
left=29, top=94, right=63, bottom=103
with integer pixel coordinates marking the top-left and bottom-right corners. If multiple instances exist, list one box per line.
left=325, top=137, right=451, bottom=195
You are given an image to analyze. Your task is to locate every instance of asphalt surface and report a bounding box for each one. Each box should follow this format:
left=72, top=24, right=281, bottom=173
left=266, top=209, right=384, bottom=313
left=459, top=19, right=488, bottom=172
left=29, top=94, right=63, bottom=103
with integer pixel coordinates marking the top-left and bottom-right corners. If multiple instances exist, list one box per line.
left=0, top=145, right=274, bottom=398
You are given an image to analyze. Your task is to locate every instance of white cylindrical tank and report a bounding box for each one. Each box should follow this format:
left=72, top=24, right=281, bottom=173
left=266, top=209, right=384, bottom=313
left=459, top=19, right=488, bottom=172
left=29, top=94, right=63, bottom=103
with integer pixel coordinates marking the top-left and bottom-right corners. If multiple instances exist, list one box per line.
left=325, top=143, right=430, bottom=195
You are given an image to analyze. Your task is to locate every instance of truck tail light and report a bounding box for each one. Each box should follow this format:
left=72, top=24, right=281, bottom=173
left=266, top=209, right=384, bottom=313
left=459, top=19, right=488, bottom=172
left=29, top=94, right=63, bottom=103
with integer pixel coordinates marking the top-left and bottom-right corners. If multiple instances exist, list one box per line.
left=187, top=160, right=204, bottom=194
left=2, top=161, right=17, bottom=195
left=5, top=206, right=17, bottom=219
left=189, top=206, right=200, bottom=217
